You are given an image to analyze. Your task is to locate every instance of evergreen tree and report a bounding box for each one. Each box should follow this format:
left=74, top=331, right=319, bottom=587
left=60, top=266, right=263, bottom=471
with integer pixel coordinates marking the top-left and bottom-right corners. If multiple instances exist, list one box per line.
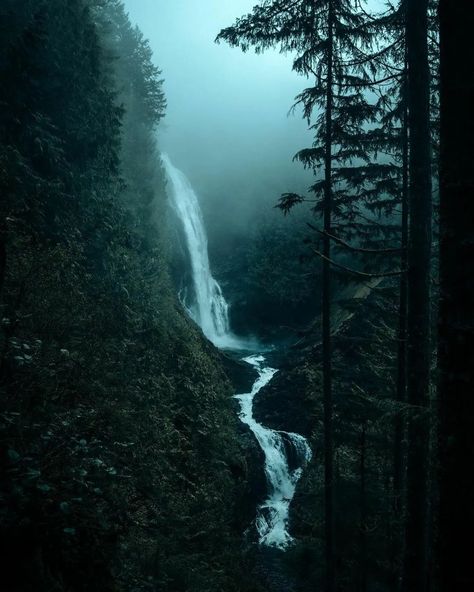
left=219, top=3, right=406, bottom=590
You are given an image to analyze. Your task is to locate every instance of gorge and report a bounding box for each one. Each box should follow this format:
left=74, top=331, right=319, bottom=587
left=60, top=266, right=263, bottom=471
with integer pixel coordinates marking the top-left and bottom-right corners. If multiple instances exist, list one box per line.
left=163, top=154, right=312, bottom=549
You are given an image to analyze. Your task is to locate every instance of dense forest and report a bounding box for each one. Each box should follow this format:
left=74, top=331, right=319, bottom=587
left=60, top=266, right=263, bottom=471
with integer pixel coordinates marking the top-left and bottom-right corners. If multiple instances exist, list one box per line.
left=0, top=2, right=473, bottom=592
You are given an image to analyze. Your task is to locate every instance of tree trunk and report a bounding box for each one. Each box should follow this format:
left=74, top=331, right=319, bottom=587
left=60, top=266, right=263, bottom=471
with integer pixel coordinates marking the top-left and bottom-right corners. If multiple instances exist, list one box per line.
left=0, top=219, right=6, bottom=297
left=437, top=2, right=474, bottom=591
left=0, top=239, right=5, bottom=297
left=394, top=69, right=409, bottom=515
left=358, top=423, right=368, bottom=592
left=323, top=3, right=335, bottom=591
left=402, top=0, right=433, bottom=590
left=392, top=70, right=409, bottom=592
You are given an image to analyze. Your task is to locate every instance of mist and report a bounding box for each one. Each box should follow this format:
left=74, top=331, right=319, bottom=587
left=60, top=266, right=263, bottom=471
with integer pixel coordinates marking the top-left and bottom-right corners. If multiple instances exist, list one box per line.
left=123, top=0, right=313, bottom=233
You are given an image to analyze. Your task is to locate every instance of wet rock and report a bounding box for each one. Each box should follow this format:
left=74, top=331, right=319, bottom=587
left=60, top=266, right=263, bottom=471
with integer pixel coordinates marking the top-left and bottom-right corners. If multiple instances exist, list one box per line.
left=253, top=363, right=319, bottom=439
left=231, top=399, right=267, bottom=531
left=220, top=350, right=258, bottom=393
left=254, top=546, right=298, bottom=592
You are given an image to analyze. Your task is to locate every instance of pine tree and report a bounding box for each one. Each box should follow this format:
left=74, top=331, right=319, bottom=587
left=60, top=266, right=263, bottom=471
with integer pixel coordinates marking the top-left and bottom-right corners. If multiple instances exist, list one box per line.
left=219, top=3, right=406, bottom=590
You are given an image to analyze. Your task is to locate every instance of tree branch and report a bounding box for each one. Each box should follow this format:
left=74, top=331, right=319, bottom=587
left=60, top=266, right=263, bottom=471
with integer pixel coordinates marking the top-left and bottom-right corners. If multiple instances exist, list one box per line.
left=307, top=223, right=404, bottom=254
left=311, top=248, right=406, bottom=278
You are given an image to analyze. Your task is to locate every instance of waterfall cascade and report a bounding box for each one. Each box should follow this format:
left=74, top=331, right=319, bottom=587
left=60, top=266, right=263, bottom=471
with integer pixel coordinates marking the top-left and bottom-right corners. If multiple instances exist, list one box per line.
left=163, top=154, right=312, bottom=549
left=162, top=153, right=238, bottom=349
left=235, top=355, right=312, bottom=548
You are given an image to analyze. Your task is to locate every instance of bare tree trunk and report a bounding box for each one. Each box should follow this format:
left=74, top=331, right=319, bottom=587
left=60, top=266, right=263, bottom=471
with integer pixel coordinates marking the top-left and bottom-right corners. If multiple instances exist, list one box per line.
left=437, top=2, right=474, bottom=591
left=358, top=422, right=368, bottom=592
left=394, top=69, right=409, bottom=513
left=402, top=0, right=433, bottom=590
left=0, top=221, right=6, bottom=297
left=323, top=3, right=335, bottom=591
left=392, top=71, right=409, bottom=592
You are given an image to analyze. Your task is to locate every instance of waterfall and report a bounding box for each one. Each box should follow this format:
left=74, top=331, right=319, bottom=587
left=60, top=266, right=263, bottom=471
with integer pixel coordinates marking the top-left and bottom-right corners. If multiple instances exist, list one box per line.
left=162, top=154, right=239, bottom=349
left=163, top=154, right=312, bottom=549
left=235, top=355, right=312, bottom=549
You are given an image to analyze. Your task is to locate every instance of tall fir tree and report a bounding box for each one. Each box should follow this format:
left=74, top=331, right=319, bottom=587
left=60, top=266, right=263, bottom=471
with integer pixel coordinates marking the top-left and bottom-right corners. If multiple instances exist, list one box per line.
left=219, top=2, right=408, bottom=589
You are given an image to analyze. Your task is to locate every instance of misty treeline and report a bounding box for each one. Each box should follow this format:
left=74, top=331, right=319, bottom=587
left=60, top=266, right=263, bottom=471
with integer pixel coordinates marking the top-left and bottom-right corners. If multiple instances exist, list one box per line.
left=0, top=2, right=265, bottom=591
left=0, top=1, right=473, bottom=592
left=217, top=1, right=473, bottom=592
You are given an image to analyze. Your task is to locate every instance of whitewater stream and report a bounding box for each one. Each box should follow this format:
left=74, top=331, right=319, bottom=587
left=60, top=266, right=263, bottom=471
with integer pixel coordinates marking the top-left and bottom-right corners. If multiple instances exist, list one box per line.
left=163, top=154, right=312, bottom=549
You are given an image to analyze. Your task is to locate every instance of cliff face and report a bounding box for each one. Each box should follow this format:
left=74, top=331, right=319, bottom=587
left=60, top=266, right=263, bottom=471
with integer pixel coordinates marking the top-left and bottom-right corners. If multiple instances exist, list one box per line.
left=253, top=359, right=320, bottom=438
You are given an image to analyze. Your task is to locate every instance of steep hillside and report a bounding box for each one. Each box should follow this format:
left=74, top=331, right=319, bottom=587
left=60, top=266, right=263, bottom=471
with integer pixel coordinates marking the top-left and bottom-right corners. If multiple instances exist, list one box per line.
left=0, top=2, right=262, bottom=590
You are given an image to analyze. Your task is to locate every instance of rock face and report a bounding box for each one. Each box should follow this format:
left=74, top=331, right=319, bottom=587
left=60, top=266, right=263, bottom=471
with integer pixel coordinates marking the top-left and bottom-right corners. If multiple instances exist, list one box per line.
left=253, top=358, right=319, bottom=439
left=231, top=404, right=268, bottom=532
left=254, top=547, right=298, bottom=592
left=220, top=351, right=258, bottom=394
